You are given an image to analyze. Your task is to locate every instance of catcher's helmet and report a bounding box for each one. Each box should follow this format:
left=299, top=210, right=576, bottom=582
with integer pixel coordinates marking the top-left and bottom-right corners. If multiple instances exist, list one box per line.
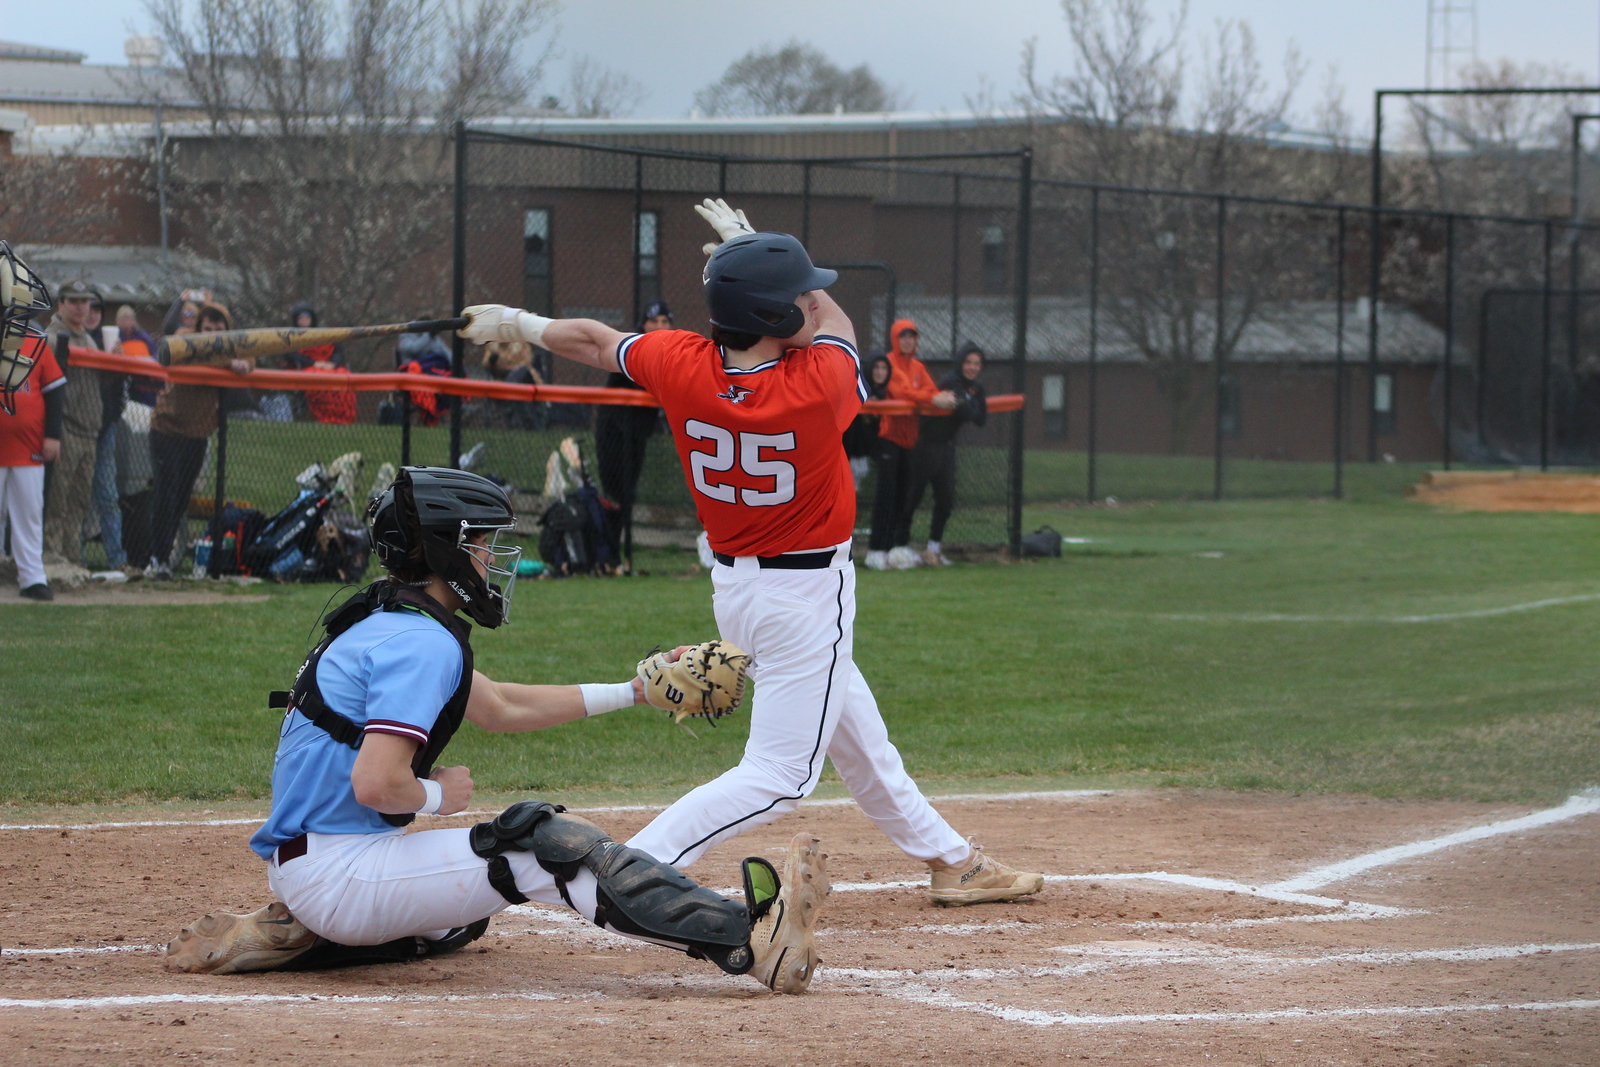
left=0, top=242, right=54, bottom=416
left=367, top=467, right=521, bottom=628
left=702, top=232, right=837, bottom=339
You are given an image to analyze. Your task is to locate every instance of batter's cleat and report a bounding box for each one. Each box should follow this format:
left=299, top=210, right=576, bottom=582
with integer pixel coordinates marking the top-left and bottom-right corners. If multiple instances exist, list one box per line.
left=928, top=841, right=1045, bottom=906
left=162, top=901, right=318, bottom=974
left=747, top=833, right=829, bottom=993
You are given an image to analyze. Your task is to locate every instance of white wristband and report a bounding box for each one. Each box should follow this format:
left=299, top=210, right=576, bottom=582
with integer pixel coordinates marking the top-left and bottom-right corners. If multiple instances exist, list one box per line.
left=580, top=681, right=637, bottom=717
left=516, top=311, right=552, bottom=347
left=416, top=777, right=444, bottom=815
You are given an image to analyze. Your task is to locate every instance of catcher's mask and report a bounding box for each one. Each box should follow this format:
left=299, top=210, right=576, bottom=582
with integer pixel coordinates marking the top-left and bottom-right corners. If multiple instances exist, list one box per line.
left=367, top=466, right=521, bottom=628
left=0, top=242, right=53, bottom=416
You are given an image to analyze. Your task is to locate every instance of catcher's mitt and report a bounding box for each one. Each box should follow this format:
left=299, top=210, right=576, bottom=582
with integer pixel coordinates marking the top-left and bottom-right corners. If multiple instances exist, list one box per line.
left=637, top=639, right=751, bottom=726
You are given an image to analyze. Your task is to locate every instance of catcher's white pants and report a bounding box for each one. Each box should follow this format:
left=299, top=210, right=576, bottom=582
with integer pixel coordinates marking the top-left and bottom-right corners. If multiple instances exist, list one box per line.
left=627, top=544, right=971, bottom=870
left=266, top=826, right=604, bottom=946
left=0, top=465, right=47, bottom=589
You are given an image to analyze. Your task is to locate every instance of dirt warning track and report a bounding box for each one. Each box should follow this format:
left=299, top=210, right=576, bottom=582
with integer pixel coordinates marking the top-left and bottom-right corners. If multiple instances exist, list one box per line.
left=3, top=789, right=1597, bottom=1066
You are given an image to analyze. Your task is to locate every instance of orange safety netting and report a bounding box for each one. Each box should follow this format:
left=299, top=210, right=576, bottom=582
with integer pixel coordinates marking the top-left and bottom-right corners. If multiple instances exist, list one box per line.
left=66, top=347, right=1024, bottom=415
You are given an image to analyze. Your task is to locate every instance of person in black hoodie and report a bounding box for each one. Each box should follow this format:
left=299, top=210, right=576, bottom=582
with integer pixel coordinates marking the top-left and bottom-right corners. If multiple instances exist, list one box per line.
left=843, top=353, right=891, bottom=493
left=595, top=301, right=672, bottom=560
left=903, top=342, right=987, bottom=565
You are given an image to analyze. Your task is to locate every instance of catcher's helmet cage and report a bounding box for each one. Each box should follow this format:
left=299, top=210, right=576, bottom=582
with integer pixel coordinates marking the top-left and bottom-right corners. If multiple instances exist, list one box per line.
left=367, top=466, right=521, bottom=628
left=0, top=242, right=53, bottom=416
left=702, top=232, right=837, bottom=339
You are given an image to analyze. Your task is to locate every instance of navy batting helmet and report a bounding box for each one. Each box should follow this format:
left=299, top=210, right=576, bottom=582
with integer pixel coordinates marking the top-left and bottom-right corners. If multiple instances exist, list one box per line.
left=702, top=232, right=837, bottom=338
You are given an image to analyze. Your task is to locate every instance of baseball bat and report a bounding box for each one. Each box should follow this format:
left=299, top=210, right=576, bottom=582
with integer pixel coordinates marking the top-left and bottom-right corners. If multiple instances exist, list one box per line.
left=160, top=317, right=471, bottom=366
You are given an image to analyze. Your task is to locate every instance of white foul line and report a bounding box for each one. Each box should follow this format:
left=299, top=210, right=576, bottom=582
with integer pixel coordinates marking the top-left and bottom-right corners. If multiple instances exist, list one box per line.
left=1152, top=591, right=1600, bottom=624
left=1268, top=792, right=1600, bottom=894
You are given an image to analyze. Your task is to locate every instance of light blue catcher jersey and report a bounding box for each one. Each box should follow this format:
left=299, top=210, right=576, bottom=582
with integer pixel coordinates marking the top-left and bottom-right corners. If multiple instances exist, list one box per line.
left=249, top=608, right=464, bottom=860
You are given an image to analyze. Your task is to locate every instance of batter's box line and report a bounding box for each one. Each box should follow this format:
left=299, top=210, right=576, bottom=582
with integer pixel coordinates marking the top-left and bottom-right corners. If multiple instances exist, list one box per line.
left=865, top=987, right=1600, bottom=1029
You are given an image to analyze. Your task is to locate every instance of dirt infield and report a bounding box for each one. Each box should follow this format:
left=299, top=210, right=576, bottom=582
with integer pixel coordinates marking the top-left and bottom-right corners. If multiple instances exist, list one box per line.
left=1409, top=470, right=1600, bottom=513
left=4, top=789, right=1598, bottom=1066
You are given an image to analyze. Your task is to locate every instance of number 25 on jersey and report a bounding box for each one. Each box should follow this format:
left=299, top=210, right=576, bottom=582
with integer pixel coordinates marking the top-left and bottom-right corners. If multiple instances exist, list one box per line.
left=685, top=419, right=797, bottom=507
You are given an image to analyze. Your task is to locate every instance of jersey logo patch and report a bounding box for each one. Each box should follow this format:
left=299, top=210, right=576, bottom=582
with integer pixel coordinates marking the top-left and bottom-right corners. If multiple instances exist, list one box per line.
left=716, top=384, right=754, bottom=404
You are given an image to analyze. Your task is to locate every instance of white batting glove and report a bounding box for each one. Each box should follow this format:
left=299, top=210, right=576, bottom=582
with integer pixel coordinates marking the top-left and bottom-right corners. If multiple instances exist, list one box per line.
left=460, top=304, right=552, bottom=348
left=694, top=198, right=756, bottom=243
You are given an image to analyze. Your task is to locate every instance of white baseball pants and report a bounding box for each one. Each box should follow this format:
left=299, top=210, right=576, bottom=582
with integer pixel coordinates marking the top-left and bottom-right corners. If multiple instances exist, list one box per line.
left=266, top=826, right=603, bottom=945
left=0, top=465, right=47, bottom=589
left=627, top=544, right=971, bottom=870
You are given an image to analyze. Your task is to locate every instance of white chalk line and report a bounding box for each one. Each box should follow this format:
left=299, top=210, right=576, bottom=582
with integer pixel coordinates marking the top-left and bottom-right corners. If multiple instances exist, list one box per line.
left=5, top=943, right=1595, bottom=1014
left=0, top=990, right=562, bottom=1010
left=1, top=944, right=154, bottom=957
left=871, top=990, right=1600, bottom=1029
left=1268, top=791, right=1600, bottom=894
left=1151, top=591, right=1600, bottom=624
left=0, top=789, right=1110, bottom=832
left=820, top=941, right=1600, bottom=985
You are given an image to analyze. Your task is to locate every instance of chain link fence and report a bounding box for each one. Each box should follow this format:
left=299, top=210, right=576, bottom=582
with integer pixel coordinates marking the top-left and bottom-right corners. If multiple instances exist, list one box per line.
left=65, top=129, right=1600, bottom=577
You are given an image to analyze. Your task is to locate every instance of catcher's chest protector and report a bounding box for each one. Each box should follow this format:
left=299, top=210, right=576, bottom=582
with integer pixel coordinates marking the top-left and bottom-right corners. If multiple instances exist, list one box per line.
left=268, top=581, right=474, bottom=827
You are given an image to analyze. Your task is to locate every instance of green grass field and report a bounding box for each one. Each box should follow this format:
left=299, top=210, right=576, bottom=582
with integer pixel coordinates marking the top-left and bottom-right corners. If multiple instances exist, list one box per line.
left=9, top=492, right=1600, bottom=809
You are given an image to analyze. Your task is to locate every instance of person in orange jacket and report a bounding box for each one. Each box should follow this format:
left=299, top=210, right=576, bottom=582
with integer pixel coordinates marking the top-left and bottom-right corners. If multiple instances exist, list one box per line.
left=864, top=319, right=955, bottom=570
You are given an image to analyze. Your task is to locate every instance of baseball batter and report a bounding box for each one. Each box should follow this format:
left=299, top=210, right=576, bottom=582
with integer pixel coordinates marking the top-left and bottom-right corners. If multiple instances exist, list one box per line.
left=164, top=467, right=827, bottom=993
left=461, top=200, right=1043, bottom=906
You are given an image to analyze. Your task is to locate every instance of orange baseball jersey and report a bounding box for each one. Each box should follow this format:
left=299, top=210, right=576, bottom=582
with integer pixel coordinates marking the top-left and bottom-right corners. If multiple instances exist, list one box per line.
left=618, top=329, right=866, bottom=556
left=0, top=337, right=65, bottom=467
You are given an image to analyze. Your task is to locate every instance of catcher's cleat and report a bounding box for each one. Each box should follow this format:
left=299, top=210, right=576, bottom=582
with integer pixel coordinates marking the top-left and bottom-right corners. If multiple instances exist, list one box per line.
left=162, top=901, right=318, bottom=974
left=747, top=832, right=829, bottom=993
left=928, top=841, right=1045, bottom=907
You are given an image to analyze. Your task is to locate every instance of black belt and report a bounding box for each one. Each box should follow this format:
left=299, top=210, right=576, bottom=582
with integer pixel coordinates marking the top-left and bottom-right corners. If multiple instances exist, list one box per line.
left=275, top=834, right=308, bottom=866
left=713, top=548, right=835, bottom=570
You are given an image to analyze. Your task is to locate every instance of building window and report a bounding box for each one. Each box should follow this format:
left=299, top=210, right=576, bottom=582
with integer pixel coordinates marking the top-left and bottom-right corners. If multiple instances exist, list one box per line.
left=1041, top=373, right=1066, bottom=437
left=1218, top=372, right=1241, bottom=436
left=636, top=210, right=660, bottom=315
left=523, top=208, right=552, bottom=317
left=982, top=225, right=1007, bottom=293
left=1373, top=372, right=1395, bottom=434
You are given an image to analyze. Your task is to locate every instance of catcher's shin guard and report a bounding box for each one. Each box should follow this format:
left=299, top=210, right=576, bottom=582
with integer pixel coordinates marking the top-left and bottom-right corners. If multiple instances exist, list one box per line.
left=470, top=800, right=753, bottom=973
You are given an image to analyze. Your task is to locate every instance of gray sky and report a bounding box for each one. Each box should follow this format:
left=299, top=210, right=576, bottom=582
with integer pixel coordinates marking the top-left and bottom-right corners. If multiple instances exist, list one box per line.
left=14, top=0, right=1600, bottom=130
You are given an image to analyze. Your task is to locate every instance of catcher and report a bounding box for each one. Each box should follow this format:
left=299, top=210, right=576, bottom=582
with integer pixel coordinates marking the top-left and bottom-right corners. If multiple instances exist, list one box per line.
left=164, top=467, right=826, bottom=994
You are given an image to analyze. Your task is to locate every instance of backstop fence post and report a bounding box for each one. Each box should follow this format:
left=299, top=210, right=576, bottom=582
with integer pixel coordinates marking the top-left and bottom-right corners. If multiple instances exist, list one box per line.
left=1087, top=186, right=1100, bottom=504
left=1213, top=196, right=1227, bottom=502
left=1541, top=219, right=1554, bottom=471
left=449, top=120, right=467, bottom=470
left=949, top=173, right=961, bottom=360
left=1334, top=206, right=1346, bottom=499
left=1008, top=149, right=1033, bottom=559
left=1443, top=214, right=1456, bottom=471
left=206, top=411, right=228, bottom=579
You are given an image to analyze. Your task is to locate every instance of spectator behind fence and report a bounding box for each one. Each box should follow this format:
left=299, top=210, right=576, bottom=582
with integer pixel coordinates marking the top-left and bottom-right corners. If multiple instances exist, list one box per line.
left=282, top=302, right=355, bottom=424
left=145, top=301, right=251, bottom=580
left=41, top=280, right=102, bottom=567
left=482, top=339, right=545, bottom=429
left=904, top=342, right=987, bottom=566
left=396, top=331, right=452, bottom=427
left=0, top=333, right=64, bottom=600
left=864, top=319, right=957, bottom=571
left=843, top=353, right=892, bottom=493
left=118, top=305, right=163, bottom=407
left=85, top=290, right=134, bottom=571
left=596, top=301, right=672, bottom=538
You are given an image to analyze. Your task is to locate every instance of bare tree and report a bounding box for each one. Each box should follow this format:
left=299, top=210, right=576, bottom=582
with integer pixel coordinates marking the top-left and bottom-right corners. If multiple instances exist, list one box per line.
left=555, top=56, right=647, bottom=119
left=693, top=41, right=904, bottom=117
left=0, top=141, right=115, bottom=245
left=1402, top=59, right=1591, bottom=216
left=1016, top=0, right=1353, bottom=451
left=137, top=0, right=555, bottom=349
